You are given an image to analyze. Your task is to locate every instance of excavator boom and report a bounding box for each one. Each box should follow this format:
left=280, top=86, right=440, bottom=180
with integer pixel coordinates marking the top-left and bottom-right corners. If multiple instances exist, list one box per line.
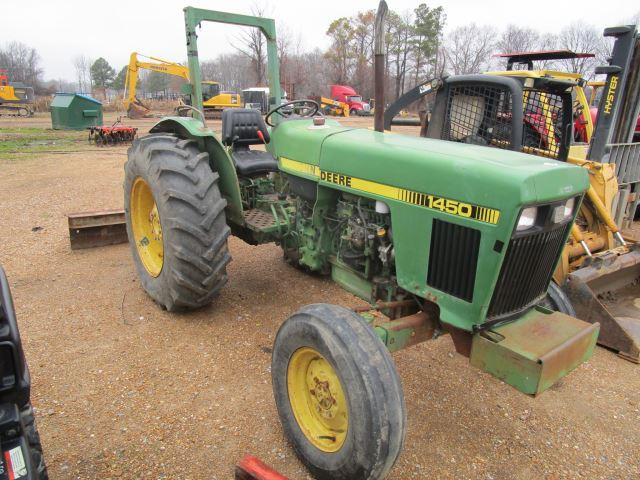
left=124, top=52, right=240, bottom=119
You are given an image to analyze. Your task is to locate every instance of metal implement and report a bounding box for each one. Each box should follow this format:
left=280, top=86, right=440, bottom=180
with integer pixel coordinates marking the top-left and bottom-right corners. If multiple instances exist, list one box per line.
left=235, top=455, right=289, bottom=480
left=88, top=125, right=138, bottom=146
left=470, top=307, right=599, bottom=395
left=67, top=210, right=127, bottom=250
left=565, top=249, right=640, bottom=362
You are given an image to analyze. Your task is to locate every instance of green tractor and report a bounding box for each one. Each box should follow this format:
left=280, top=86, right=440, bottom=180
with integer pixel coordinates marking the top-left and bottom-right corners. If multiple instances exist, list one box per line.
left=124, top=7, right=600, bottom=480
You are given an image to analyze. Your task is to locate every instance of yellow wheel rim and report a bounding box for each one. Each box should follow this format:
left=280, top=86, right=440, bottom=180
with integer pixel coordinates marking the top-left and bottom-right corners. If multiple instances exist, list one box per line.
left=287, top=347, right=348, bottom=452
left=130, top=177, right=164, bottom=277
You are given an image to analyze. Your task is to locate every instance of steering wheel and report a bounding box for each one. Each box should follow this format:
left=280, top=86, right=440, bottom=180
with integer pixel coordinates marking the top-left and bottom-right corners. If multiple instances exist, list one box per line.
left=265, top=99, right=320, bottom=127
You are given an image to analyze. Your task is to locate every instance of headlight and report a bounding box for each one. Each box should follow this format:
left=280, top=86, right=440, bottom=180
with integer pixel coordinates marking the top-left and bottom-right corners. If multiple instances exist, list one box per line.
left=562, top=197, right=575, bottom=219
left=516, top=207, right=538, bottom=231
left=552, top=197, right=576, bottom=224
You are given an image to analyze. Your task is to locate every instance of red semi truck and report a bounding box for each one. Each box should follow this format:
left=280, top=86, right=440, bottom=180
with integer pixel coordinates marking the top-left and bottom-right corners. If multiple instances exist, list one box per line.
left=330, top=85, right=371, bottom=116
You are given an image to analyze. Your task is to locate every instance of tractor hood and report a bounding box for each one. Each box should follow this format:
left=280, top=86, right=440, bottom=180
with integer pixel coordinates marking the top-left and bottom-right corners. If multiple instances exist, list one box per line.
left=320, top=128, right=588, bottom=206
left=273, top=119, right=590, bottom=330
left=272, top=120, right=589, bottom=210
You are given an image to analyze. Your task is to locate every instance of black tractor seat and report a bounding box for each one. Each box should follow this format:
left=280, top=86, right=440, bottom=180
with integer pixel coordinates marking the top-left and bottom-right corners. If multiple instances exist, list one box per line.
left=221, top=108, right=278, bottom=176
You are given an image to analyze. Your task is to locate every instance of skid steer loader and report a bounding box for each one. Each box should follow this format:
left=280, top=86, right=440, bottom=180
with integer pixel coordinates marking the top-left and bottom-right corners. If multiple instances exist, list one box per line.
left=384, top=25, right=640, bottom=363
left=123, top=6, right=601, bottom=479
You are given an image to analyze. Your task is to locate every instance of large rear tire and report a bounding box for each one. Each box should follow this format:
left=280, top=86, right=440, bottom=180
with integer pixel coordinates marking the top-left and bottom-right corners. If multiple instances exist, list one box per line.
left=124, top=134, right=231, bottom=311
left=272, top=304, right=406, bottom=480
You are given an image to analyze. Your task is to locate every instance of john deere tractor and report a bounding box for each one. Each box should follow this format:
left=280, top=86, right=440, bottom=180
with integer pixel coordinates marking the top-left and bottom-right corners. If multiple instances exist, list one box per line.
left=124, top=7, right=600, bottom=479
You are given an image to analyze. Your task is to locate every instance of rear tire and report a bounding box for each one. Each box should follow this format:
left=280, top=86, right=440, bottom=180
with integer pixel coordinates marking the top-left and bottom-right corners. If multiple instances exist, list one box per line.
left=124, top=134, right=231, bottom=311
left=272, top=304, right=406, bottom=480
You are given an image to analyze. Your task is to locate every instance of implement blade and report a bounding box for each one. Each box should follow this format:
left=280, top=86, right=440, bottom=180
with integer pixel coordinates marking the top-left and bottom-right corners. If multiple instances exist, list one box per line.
left=565, top=248, right=640, bottom=362
left=68, top=210, right=127, bottom=249
left=470, top=308, right=599, bottom=395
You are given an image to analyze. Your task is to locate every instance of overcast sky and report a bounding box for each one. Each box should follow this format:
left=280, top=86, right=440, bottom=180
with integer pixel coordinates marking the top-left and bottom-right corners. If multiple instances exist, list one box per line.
left=4, top=0, right=638, bottom=81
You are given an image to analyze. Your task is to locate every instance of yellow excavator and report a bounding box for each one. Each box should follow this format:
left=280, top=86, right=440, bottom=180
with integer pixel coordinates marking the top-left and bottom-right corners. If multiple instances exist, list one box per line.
left=0, top=69, right=34, bottom=117
left=124, top=52, right=241, bottom=119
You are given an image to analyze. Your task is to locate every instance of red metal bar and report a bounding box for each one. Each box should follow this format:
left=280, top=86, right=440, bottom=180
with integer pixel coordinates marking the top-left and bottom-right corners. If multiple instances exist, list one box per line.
left=235, top=455, right=289, bottom=480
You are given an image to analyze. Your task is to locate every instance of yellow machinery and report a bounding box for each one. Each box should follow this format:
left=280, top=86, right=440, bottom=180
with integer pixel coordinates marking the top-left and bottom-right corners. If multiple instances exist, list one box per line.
left=386, top=34, right=640, bottom=361
left=488, top=36, right=640, bottom=362
left=0, top=69, right=34, bottom=117
left=124, top=52, right=240, bottom=118
left=318, top=96, right=350, bottom=117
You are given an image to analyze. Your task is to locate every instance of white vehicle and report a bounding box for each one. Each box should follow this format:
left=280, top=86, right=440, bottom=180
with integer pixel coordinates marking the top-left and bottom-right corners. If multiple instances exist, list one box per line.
left=242, top=87, right=288, bottom=113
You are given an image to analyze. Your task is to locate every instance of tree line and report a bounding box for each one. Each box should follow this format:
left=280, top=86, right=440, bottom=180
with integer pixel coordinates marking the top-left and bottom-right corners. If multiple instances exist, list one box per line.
left=1, top=5, right=638, bottom=101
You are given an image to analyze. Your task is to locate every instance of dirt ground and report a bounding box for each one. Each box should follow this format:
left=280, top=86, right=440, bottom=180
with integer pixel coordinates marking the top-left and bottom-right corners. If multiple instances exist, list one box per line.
left=0, top=112, right=638, bottom=480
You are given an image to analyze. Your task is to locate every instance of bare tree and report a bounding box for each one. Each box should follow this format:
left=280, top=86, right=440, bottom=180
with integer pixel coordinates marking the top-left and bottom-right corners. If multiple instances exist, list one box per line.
left=278, top=24, right=305, bottom=98
left=295, top=48, right=332, bottom=98
left=556, top=22, right=601, bottom=77
left=232, top=4, right=268, bottom=85
left=444, top=24, right=497, bottom=75
left=496, top=25, right=540, bottom=54
left=201, top=53, right=252, bottom=93
left=72, top=55, right=92, bottom=93
left=0, top=42, right=43, bottom=89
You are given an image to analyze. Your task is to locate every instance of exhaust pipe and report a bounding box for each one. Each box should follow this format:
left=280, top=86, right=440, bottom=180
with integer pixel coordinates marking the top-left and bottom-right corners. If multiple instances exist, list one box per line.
left=374, top=1, right=388, bottom=132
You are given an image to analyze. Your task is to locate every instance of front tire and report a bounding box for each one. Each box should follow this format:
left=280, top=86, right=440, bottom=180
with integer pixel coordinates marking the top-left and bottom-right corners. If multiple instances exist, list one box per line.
left=540, top=281, right=576, bottom=316
left=272, top=304, right=406, bottom=480
left=124, top=134, right=231, bottom=311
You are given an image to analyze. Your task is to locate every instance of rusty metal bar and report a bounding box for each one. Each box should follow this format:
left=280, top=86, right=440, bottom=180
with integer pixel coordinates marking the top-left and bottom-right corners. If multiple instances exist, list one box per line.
left=353, top=299, right=416, bottom=313
left=68, top=209, right=127, bottom=250
left=374, top=310, right=439, bottom=352
left=235, top=455, right=289, bottom=480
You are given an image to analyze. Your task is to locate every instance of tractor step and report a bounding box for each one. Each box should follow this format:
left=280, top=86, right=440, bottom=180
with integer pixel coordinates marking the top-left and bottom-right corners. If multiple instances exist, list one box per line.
left=243, top=209, right=289, bottom=233
left=470, top=307, right=599, bottom=395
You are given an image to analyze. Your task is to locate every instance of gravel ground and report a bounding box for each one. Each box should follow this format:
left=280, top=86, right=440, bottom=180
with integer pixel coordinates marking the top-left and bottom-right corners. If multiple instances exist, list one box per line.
left=0, top=113, right=638, bottom=479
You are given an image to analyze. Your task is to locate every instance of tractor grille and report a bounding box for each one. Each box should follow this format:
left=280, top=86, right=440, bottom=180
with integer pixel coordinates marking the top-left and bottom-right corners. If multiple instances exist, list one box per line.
left=427, top=219, right=481, bottom=302
left=488, top=222, right=571, bottom=319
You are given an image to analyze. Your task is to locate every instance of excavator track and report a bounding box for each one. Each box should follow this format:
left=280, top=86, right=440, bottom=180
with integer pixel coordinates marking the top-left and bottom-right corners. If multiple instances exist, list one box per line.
left=0, top=104, right=33, bottom=117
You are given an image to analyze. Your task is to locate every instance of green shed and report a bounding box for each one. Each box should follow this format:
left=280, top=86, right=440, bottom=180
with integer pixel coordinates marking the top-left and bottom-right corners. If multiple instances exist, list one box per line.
left=50, top=93, right=103, bottom=130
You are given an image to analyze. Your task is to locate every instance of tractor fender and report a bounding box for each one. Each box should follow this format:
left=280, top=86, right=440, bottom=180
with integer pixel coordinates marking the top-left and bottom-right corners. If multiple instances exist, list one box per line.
left=149, top=116, right=244, bottom=224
